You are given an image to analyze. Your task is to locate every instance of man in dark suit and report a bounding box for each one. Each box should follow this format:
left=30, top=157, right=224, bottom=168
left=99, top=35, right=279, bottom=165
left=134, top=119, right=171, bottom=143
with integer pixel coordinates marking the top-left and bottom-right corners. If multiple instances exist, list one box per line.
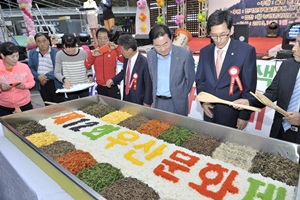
left=235, top=33, right=300, bottom=144
left=106, top=34, right=152, bottom=106
left=195, top=9, right=257, bottom=129
left=147, top=24, right=195, bottom=116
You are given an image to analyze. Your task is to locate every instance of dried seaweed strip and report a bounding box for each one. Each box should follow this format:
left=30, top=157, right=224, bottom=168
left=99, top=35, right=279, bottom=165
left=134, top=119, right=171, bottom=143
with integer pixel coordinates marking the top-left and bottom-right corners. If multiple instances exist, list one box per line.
left=12, top=120, right=46, bottom=137
left=250, top=151, right=300, bottom=186
left=101, top=177, right=160, bottom=200
left=136, top=119, right=171, bottom=137
left=80, top=103, right=116, bottom=118
left=40, top=140, right=76, bottom=159
left=158, top=126, right=196, bottom=146
left=55, top=150, right=97, bottom=175
left=181, top=133, right=221, bottom=156
left=118, top=115, right=150, bottom=130
left=76, top=163, right=124, bottom=193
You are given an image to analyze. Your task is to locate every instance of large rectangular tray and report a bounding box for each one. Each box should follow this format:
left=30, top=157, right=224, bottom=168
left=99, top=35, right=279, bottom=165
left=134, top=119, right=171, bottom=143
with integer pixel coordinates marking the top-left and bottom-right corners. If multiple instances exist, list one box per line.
left=1, top=95, right=299, bottom=199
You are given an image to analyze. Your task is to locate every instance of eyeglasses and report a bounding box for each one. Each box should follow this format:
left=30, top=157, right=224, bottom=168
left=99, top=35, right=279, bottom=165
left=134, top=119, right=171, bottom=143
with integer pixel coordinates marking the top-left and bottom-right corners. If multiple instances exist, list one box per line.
left=210, top=31, right=230, bottom=40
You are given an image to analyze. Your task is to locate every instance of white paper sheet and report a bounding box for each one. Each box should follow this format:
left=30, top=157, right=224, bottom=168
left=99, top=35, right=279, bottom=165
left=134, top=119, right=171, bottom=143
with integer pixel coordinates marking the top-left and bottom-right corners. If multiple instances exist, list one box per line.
left=56, top=83, right=96, bottom=93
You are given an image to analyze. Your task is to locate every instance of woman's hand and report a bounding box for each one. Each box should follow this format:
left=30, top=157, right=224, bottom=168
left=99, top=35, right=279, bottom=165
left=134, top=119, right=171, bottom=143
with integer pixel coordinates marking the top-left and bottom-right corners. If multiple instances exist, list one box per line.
left=13, top=107, right=22, bottom=114
left=15, top=83, right=25, bottom=89
left=63, top=79, right=72, bottom=89
left=0, top=83, right=12, bottom=91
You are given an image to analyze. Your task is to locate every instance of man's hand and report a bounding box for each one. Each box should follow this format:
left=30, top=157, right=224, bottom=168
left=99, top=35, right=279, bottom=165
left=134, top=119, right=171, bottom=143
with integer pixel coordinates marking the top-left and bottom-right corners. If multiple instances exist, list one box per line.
left=107, top=41, right=118, bottom=50
left=202, top=102, right=214, bottom=118
left=106, top=79, right=114, bottom=88
left=236, top=118, right=248, bottom=130
left=38, top=75, right=48, bottom=86
left=283, top=112, right=300, bottom=126
left=233, top=99, right=250, bottom=110
left=92, top=48, right=101, bottom=57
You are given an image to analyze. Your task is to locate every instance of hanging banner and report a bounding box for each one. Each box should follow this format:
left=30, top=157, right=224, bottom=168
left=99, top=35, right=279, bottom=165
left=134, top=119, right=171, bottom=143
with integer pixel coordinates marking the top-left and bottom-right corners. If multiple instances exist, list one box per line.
left=208, top=0, right=300, bottom=37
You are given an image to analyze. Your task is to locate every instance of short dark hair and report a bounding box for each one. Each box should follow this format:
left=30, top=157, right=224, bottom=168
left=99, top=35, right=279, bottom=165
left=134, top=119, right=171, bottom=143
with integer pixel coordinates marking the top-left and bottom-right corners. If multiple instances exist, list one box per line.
left=149, top=24, right=172, bottom=43
left=207, top=9, right=233, bottom=34
left=62, top=33, right=77, bottom=48
left=34, top=32, right=52, bottom=46
left=0, top=42, right=19, bottom=58
left=96, top=27, right=110, bottom=38
left=117, top=34, right=137, bottom=51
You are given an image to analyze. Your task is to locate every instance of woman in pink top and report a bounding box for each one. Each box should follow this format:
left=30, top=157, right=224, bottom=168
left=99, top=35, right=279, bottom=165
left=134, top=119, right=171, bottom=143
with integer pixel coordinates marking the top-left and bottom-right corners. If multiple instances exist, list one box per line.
left=0, top=42, right=35, bottom=116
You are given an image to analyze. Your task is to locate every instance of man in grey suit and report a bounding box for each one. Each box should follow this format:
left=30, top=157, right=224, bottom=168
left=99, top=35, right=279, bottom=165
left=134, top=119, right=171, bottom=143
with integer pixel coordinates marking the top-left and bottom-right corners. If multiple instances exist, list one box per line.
left=147, top=24, right=195, bottom=116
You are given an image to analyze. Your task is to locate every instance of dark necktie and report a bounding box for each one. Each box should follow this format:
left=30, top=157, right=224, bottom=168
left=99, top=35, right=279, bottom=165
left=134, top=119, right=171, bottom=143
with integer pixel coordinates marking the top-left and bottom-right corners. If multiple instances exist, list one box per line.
left=125, top=59, right=131, bottom=95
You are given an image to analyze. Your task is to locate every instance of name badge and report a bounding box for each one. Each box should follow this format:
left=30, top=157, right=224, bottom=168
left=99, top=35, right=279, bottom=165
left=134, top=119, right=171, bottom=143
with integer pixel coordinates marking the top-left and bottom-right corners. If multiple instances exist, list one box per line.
left=291, top=126, right=298, bottom=132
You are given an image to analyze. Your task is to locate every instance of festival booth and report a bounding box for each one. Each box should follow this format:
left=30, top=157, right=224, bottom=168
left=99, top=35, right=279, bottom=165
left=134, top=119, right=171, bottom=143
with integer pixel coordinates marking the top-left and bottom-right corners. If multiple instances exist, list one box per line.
left=0, top=95, right=299, bottom=199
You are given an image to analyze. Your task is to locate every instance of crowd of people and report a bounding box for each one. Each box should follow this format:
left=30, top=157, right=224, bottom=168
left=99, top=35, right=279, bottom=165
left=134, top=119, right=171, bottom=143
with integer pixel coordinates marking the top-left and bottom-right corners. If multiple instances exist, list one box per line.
left=1, top=8, right=300, bottom=144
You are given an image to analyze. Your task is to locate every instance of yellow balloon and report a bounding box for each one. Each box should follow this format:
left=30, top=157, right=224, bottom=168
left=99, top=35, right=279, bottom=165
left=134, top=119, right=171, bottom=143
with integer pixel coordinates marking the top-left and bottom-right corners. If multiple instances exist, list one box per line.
left=19, top=3, right=27, bottom=9
left=140, top=24, right=147, bottom=32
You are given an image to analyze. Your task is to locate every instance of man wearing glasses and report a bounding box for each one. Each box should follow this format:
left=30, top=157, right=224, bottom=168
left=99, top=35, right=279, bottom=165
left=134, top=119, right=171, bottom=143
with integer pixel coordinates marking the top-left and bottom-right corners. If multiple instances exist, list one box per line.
left=195, top=9, right=257, bottom=129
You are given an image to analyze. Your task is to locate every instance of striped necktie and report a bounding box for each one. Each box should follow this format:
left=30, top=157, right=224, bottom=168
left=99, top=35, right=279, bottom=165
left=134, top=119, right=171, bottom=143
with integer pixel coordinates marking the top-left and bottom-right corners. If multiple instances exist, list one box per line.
left=282, top=76, right=300, bottom=131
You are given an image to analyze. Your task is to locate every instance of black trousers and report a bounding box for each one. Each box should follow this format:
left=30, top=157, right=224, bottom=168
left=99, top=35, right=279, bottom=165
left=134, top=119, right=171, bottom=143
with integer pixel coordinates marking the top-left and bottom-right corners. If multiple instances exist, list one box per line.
left=97, top=85, right=120, bottom=100
left=65, top=88, right=89, bottom=101
left=39, top=80, right=65, bottom=104
left=0, top=102, right=33, bottom=117
left=276, top=126, right=299, bottom=144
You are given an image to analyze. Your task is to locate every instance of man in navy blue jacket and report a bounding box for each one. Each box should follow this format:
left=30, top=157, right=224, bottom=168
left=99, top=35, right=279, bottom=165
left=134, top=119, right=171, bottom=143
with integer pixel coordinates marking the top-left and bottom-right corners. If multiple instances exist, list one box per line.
left=195, top=9, right=257, bottom=129
left=28, top=32, right=65, bottom=105
left=106, top=34, right=152, bottom=106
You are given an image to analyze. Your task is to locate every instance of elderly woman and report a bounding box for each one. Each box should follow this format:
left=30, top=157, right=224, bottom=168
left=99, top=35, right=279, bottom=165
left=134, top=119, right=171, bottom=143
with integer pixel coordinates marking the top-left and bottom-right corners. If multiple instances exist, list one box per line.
left=0, top=42, right=35, bottom=116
